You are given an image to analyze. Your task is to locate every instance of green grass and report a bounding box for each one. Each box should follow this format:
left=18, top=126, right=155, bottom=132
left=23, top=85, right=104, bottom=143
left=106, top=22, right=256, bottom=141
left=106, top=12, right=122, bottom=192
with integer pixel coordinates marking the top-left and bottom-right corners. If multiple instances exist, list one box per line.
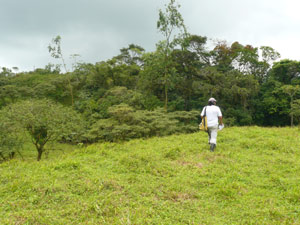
left=1, top=127, right=300, bottom=224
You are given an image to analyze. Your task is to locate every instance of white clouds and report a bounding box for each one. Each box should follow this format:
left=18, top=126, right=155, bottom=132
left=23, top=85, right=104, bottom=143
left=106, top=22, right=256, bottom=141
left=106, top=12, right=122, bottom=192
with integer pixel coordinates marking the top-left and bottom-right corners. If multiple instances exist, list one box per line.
left=180, top=0, right=300, bottom=62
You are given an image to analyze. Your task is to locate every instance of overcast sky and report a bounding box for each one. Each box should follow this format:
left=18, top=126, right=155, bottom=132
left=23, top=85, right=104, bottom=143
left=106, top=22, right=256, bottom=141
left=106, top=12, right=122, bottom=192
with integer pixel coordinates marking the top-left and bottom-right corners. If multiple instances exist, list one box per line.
left=1, top=0, right=300, bottom=72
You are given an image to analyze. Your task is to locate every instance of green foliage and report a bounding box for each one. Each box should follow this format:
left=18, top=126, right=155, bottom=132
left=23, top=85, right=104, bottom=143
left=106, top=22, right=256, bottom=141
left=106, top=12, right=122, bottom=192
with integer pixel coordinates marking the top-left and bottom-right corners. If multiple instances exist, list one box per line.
left=0, top=113, right=24, bottom=161
left=291, top=99, right=300, bottom=124
left=0, top=99, right=85, bottom=160
left=76, top=86, right=163, bottom=127
left=0, top=67, right=14, bottom=77
left=280, top=84, right=300, bottom=126
left=87, top=105, right=199, bottom=142
left=1, top=127, right=300, bottom=224
left=139, top=51, right=166, bottom=99
left=225, top=108, right=253, bottom=126
left=33, top=63, right=61, bottom=75
left=157, top=0, right=187, bottom=43
left=114, top=43, right=145, bottom=65
left=270, top=60, right=300, bottom=84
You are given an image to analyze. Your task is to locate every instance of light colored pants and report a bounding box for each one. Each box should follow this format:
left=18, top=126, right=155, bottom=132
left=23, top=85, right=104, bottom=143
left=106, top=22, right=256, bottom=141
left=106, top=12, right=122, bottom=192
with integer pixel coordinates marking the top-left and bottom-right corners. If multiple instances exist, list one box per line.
left=207, top=125, right=218, bottom=145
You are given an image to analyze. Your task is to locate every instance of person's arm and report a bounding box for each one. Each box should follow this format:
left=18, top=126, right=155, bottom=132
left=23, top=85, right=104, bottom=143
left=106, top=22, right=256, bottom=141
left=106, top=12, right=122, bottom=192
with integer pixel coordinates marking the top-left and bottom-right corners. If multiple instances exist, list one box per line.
left=217, top=107, right=223, bottom=125
left=200, top=107, right=205, bottom=119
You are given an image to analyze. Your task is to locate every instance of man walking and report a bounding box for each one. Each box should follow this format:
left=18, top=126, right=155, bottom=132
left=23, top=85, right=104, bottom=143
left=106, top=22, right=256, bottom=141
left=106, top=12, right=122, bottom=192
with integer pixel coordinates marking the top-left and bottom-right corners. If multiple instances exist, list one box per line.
left=201, top=98, right=223, bottom=152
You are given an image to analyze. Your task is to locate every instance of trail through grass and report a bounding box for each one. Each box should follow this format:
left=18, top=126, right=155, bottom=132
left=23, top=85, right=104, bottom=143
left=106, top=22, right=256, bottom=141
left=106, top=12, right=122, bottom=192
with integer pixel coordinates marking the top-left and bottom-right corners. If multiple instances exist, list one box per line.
left=1, top=127, right=300, bottom=224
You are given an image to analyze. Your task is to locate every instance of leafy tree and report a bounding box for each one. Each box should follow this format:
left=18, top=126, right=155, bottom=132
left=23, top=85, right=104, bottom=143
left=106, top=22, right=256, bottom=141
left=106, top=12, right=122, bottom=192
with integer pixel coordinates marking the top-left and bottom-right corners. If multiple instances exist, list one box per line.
left=195, top=66, right=225, bottom=100
left=157, top=0, right=188, bottom=111
left=139, top=51, right=166, bottom=102
left=210, top=42, right=279, bottom=84
left=260, top=46, right=281, bottom=62
left=33, top=63, right=61, bottom=75
left=259, top=80, right=290, bottom=126
left=48, top=36, right=68, bottom=73
left=0, top=67, right=14, bottom=77
left=291, top=99, right=300, bottom=125
left=270, top=60, right=300, bottom=84
left=114, top=44, right=145, bottom=66
left=185, top=35, right=210, bottom=66
left=258, top=46, right=280, bottom=83
left=170, top=48, right=201, bottom=110
left=281, top=85, right=300, bottom=126
left=210, top=40, right=236, bottom=72
left=48, top=35, right=74, bottom=106
left=1, top=99, right=84, bottom=160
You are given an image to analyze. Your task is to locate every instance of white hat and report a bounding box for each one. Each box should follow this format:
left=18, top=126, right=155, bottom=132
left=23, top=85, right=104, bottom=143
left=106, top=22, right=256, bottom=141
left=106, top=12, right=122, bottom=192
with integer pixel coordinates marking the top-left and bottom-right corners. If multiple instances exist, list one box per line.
left=208, top=97, right=216, bottom=102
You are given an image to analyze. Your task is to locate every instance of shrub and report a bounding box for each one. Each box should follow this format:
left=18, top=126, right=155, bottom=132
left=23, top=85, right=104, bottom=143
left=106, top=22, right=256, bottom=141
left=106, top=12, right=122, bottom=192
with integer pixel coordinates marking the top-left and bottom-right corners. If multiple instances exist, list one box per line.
left=87, top=105, right=200, bottom=142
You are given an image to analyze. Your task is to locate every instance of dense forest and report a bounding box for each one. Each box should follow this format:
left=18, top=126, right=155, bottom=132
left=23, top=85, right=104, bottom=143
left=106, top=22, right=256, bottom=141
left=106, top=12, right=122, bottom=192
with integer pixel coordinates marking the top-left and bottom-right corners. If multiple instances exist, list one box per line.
left=1, top=0, right=300, bottom=160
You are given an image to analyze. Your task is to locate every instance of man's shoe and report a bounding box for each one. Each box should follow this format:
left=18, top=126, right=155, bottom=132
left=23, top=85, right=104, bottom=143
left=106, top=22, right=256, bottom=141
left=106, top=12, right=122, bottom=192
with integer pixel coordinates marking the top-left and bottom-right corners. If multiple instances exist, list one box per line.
left=210, top=144, right=216, bottom=152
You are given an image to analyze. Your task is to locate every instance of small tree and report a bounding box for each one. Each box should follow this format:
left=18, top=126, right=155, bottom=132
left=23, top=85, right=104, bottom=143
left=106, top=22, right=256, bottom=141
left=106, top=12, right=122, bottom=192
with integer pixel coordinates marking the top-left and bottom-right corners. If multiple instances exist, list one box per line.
left=1, top=99, right=84, bottom=161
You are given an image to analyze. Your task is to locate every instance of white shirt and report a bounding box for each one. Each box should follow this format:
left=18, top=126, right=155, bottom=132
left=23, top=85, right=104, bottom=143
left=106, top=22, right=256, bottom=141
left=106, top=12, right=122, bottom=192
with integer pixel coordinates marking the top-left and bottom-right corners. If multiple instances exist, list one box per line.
left=201, top=105, right=222, bottom=127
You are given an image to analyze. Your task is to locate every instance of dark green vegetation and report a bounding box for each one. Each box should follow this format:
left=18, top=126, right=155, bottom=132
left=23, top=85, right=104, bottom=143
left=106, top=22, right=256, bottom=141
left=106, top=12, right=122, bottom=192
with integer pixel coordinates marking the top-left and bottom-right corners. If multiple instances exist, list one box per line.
left=1, top=127, right=300, bottom=224
left=0, top=0, right=300, bottom=160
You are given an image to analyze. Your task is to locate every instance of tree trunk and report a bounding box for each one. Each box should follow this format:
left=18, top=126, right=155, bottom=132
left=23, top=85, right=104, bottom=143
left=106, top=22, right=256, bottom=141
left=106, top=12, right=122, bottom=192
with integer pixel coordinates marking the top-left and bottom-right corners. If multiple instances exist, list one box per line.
left=163, top=53, right=168, bottom=112
left=66, top=74, right=74, bottom=107
left=9, top=152, right=15, bottom=159
left=0, top=152, right=6, bottom=161
left=69, top=81, right=74, bottom=107
left=291, top=95, right=294, bottom=127
left=37, top=148, right=43, bottom=161
left=164, top=82, right=168, bottom=112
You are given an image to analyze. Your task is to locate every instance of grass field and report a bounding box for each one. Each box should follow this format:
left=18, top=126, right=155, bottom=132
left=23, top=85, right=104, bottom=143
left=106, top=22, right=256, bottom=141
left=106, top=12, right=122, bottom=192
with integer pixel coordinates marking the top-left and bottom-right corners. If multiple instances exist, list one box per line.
left=1, top=127, right=300, bottom=224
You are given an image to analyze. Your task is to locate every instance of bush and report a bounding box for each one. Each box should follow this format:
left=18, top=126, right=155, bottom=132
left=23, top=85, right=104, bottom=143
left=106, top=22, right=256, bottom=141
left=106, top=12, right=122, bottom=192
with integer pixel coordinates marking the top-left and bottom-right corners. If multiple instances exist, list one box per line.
left=77, top=87, right=163, bottom=126
left=87, top=104, right=200, bottom=142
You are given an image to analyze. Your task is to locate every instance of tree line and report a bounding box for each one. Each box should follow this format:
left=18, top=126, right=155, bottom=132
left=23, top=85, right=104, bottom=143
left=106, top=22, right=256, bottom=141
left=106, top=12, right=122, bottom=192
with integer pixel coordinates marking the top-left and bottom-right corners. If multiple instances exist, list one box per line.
left=1, top=0, right=300, bottom=160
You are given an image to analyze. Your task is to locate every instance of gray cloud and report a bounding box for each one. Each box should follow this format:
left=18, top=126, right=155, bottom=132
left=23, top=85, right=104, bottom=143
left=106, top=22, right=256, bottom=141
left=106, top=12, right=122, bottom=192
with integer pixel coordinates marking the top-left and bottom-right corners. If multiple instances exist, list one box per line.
left=0, top=0, right=166, bottom=70
left=1, top=0, right=300, bottom=71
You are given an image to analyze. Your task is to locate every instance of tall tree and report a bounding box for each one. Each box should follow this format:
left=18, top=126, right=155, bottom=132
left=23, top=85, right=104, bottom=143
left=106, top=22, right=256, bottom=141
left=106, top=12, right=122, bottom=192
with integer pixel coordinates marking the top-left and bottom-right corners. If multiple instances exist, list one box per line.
left=291, top=99, right=300, bottom=125
left=157, top=0, right=188, bottom=111
left=258, top=46, right=280, bottom=83
left=48, top=35, right=74, bottom=106
left=170, top=35, right=210, bottom=110
left=281, top=85, right=300, bottom=126
left=171, top=48, right=201, bottom=110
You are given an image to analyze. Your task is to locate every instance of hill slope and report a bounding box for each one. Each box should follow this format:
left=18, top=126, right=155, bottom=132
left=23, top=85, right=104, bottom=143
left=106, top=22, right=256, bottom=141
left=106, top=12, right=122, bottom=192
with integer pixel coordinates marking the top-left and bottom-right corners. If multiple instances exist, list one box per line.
left=1, top=127, right=300, bottom=224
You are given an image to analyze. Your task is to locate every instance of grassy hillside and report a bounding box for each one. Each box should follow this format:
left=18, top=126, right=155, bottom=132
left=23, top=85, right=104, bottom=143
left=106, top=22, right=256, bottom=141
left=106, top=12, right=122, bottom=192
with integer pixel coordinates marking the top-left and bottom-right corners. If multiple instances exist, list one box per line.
left=1, top=127, right=300, bottom=224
